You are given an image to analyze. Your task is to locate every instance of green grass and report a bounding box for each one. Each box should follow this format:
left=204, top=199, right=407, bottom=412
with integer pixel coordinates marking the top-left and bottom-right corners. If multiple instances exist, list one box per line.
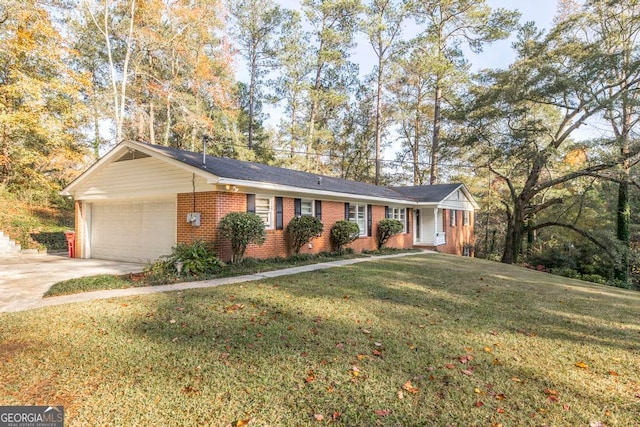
left=2, top=254, right=639, bottom=426
left=44, top=250, right=419, bottom=297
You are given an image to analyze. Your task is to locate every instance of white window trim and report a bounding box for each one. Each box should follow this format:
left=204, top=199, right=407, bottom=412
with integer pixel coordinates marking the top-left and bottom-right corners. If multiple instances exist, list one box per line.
left=463, top=210, right=470, bottom=226
left=450, top=209, right=457, bottom=227
left=349, top=204, right=367, bottom=236
left=300, top=199, right=314, bottom=217
left=255, top=195, right=274, bottom=229
left=388, top=206, right=407, bottom=232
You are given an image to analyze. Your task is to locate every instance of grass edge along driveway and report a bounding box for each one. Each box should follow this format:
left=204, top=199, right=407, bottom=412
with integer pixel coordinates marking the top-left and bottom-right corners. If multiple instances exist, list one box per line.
left=1, top=253, right=639, bottom=426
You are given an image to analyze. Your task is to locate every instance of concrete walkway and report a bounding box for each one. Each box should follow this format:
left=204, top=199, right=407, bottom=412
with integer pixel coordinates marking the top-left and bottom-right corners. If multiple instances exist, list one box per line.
left=0, top=251, right=431, bottom=313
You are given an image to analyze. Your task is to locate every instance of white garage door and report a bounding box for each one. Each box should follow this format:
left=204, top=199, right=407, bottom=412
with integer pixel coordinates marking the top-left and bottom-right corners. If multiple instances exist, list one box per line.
left=91, top=199, right=176, bottom=263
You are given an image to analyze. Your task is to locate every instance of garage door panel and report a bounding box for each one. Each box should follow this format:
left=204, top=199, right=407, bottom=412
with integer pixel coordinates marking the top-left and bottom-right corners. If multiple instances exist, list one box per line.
left=91, top=199, right=176, bottom=262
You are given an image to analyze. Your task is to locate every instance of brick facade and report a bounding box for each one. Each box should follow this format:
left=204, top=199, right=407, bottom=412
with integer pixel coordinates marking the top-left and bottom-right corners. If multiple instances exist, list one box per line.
left=440, top=209, right=475, bottom=256
left=176, top=191, right=414, bottom=262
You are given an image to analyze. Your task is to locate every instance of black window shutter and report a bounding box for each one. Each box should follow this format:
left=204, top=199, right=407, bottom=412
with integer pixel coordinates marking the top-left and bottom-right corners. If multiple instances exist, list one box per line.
left=275, top=197, right=283, bottom=230
left=385, top=206, right=389, bottom=218
left=315, top=200, right=322, bottom=220
left=406, top=208, right=410, bottom=234
left=294, top=198, right=302, bottom=217
left=246, top=194, right=256, bottom=213
left=344, top=203, right=350, bottom=220
left=367, top=204, right=372, bottom=236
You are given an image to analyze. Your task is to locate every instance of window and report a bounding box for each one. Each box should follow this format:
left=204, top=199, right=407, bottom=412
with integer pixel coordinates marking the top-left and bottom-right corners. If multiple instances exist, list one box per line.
left=301, top=200, right=314, bottom=216
left=349, top=204, right=367, bottom=236
left=450, top=209, right=457, bottom=227
left=387, top=207, right=407, bottom=232
left=255, top=196, right=273, bottom=228
left=463, top=210, right=470, bottom=226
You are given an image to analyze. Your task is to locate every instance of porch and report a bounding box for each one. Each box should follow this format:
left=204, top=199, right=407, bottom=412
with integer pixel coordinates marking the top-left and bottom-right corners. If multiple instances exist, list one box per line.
left=413, top=208, right=445, bottom=247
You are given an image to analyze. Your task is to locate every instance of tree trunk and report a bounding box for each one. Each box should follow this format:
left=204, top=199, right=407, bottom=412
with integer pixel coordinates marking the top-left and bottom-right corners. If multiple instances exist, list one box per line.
left=502, top=202, right=525, bottom=264
left=149, top=101, right=155, bottom=145
left=615, top=174, right=630, bottom=283
left=248, top=49, right=257, bottom=150
left=430, top=81, right=441, bottom=185
left=375, top=52, right=384, bottom=185
left=163, top=98, right=171, bottom=146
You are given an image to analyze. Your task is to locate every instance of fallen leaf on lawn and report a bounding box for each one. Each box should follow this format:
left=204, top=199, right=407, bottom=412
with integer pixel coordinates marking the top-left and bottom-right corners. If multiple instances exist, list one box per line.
left=575, top=361, right=589, bottom=369
left=373, top=349, right=382, bottom=357
left=220, top=352, right=230, bottom=360
left=362, top=329, right=371, bottom=334
left=374, top=409, right=391, bottom=417
left=484, top=347, right=492, bottom=353
left=474, top=388, right=482, bottom=394
left=397, top=390, right=404, bottom=399
left=313, top=414, right=324, bottom=421
left=182, top=385, right=200, bottom=396
left=351, top=366, right=360, bottom=377
left=305, top=370, right=315, bottom=383
left=511, top=377, right=521, bottom=382
left=493, top=358, right=503, bottom=366
left=121, top=303, right=128, bottom=307
left=609, top=371, right=618, bottom=376
left=563, top=404, right=571, bottom=411
left=228, top=419, right=251, bottom=427
left=548, top=395, right=559, bottom=403
left=461, top=368, right=474, bottom=376
left=589, top=421, right=605, bottom=427
left=543, top=388, right=558, bottom=396
left=492, top=423, right=503, bottom=427
left=169, top=319, right=177, bottom=324
left=357, top=354, right=367, bottom=360
left=475, top=401, right=484, bottom=407
left=496, top=407, right=505, bottom=413
left=326, top=386, right=334, bottom=393
left=336, top=343, right=344, bottom=349
left=402, top=380, right=419, bottom=394
left=332, top=411, right=341, bottom=421
left=495, top=393, right=506, bottom=400
left=445, top=364, right=456, bottom=369
left=225, top=304, right=245, bottom=313
left=374, top=342, right=383, bottom=347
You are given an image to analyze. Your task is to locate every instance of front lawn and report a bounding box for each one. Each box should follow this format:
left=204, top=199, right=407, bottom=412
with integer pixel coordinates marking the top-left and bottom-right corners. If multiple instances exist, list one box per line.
left=1, top=254, right=639, bottom=426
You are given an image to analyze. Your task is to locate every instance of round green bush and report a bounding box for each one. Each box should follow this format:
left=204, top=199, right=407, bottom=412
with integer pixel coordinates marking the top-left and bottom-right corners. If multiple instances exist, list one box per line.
left=285, top=216, right=324, bottom=254
left=218, top=212, right=267, bottom=264
left=376, top=219, right=404, bottom=249
left=330, top=220, right=360, bottom=251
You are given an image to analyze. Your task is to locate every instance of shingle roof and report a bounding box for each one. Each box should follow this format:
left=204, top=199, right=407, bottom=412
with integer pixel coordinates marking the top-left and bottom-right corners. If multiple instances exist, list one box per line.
left=137, top=142, right=464, bottom=204
left=390, top=184, right=462, bottom=203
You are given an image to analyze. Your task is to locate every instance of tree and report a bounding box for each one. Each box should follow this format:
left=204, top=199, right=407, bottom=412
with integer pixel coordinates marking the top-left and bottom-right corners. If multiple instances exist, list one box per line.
left=0, top=0, right=88, bottom=197
left=302, top=0, right=362, bottom=171
left=228, top=0, right=286, bottom=150
left=218, top=212, right=267, bottom=264
left=409, top=0, right=519, bottom=184
left=362, top=0, right=408, bottom=184
left=580, top=0, right=640, bottom=284
left=462, top=21, right=640, bottom=265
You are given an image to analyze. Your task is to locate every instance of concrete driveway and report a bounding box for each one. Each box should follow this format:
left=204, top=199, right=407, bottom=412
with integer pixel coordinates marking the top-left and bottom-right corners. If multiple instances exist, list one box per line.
left=0, top=254, right=143, bottom=313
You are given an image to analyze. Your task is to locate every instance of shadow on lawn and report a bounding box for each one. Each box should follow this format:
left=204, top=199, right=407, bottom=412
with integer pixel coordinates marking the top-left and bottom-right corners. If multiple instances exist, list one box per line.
left=102, top=255, right=639, bottom=425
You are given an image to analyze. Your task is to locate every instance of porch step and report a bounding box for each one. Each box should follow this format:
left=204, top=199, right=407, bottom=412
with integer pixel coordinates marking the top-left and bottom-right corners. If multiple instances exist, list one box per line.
left=0, top=231, right=22, bottom=256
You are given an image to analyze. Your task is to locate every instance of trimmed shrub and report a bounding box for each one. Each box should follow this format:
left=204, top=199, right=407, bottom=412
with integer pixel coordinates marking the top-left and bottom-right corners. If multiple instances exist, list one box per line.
left=330, top=220, right=360, bottom=251
left=285, top=216, right=324, bottom=254
left=376, top=219, right=404, bottom=249
left=218, top=212, right=267, bottom=264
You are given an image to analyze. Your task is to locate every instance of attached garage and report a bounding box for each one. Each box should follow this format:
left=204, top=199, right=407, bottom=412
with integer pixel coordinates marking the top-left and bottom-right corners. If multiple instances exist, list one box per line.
left=89, top=198, right=176, bottom=262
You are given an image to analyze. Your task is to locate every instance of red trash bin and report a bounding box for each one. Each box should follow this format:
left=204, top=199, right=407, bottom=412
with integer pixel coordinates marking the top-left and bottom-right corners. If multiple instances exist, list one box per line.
left=64, top=231, right=76, bottom=258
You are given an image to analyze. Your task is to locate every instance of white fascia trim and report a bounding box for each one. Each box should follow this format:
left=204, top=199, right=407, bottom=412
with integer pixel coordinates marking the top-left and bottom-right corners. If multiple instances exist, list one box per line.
left=217, top=177, right=418, bottom=206
left=60, top=141, right=219, bottom=197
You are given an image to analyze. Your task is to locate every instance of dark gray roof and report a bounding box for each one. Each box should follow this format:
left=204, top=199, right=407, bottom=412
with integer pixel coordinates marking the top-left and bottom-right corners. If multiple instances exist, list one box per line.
left=139, top=142, right=462, bottom=203
left=390, top=184, right=462, bottom=203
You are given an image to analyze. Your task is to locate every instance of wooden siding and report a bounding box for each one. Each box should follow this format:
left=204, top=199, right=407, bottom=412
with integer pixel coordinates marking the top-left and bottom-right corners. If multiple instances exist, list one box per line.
left=73, top=156, right=211, bottom=200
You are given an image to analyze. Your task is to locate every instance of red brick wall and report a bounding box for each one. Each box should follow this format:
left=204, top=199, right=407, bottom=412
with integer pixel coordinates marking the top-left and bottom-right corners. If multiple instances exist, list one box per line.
left=440, top=209, right=475, bottom=256
left=176, top=191, right=415, bottom=262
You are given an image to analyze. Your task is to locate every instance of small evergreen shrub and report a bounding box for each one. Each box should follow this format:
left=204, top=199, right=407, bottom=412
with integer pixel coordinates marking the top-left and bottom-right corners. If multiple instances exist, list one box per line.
left=330, top=220, right=360, bottom=251
left=285, top=216, right=324, bottom=254
left=218, top=212, right=267, bottom=264
left=376, top=219, right=404, bottom=249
